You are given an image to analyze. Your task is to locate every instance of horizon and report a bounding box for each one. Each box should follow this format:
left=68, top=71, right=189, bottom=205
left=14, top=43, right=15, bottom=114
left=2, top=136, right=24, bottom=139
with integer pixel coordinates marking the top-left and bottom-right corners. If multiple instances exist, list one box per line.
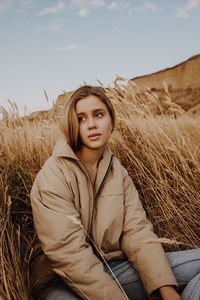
left=0, top=0, right=200, bottom=116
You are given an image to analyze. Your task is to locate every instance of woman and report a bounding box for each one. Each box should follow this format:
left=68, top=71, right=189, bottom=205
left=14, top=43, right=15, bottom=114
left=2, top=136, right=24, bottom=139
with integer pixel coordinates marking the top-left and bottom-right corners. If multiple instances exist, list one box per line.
left=30, top=85, right=200, bottom=300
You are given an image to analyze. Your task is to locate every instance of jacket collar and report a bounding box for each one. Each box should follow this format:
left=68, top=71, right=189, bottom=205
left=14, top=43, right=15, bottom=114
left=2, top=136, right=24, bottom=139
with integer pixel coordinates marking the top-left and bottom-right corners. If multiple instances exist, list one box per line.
left=53, top=132, right=113, bottom=163
left=53, top=133, right=78, bottom=160
left=53, top=133, right=113, bottom=195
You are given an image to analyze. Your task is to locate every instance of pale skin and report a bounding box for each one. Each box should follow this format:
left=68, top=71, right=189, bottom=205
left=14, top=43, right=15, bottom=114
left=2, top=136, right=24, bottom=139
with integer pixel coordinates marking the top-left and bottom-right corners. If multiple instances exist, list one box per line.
left=75, top=95, right=113, bottom=183
left=75, top=95, right=181, bottom=300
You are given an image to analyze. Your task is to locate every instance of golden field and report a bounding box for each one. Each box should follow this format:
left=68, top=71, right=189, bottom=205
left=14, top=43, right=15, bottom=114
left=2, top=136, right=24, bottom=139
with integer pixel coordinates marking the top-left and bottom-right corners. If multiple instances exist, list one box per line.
left=0, top=79, right=200, bottom=299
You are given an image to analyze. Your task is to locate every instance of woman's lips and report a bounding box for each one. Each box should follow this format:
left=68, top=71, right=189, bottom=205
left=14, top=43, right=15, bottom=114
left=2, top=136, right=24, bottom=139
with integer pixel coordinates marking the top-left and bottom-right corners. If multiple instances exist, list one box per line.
left=88, top=133, right=101, bottom=140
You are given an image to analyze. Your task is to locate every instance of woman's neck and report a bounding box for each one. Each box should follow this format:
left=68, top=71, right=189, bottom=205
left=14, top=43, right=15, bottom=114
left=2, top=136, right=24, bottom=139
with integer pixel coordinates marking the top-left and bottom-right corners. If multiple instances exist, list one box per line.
left=76, top=146, right=104, bottom=169
left=76, top=147, right=105, bottom=185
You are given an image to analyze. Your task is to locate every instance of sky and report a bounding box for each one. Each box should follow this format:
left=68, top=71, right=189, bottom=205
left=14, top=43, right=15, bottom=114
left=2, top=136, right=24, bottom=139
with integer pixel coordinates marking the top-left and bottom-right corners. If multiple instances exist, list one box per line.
left=0, top=0, right=200, bottom=116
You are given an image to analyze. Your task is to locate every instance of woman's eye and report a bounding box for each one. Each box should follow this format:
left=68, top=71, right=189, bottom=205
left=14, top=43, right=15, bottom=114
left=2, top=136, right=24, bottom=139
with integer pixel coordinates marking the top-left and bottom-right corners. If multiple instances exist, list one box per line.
left=78, top=116, right=86, bottom=123
left=96, top=112, right=103, bottom=118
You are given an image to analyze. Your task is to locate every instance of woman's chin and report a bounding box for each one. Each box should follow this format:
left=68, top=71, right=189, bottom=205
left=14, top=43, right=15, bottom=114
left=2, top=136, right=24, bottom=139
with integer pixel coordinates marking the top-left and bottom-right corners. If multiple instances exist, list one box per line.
left=83, top=141, right=106, bottom=151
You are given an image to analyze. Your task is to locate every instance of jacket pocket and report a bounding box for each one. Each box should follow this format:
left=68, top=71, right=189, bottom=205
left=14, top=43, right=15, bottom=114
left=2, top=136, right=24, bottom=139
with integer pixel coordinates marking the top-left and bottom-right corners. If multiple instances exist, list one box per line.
left=100, top=184, right=123, bottom=196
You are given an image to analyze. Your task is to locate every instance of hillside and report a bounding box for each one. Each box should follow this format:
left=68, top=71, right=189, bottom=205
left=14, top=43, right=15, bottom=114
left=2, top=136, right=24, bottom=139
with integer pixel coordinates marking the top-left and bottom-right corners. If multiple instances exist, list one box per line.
left=131, top=54, right=200, bottom=115
left=26, top=54, right=200, bottom=121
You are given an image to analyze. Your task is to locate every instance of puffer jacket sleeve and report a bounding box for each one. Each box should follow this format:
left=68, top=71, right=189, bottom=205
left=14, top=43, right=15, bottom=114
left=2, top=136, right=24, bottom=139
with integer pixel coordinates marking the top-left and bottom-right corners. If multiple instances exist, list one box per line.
left=31, top=157, right=125, bottom=300
left=120, top=167, right=177, bottom=296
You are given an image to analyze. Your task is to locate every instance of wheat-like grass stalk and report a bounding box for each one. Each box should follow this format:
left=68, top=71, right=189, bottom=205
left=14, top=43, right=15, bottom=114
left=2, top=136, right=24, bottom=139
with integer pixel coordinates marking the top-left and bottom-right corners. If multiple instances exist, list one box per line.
left=0, top=78, right=200, bottom=298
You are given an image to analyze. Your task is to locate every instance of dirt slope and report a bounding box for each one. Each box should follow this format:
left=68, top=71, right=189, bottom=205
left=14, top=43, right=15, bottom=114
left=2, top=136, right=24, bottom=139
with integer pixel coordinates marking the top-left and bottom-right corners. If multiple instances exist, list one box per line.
left=25, top=54, right=200, bottom=121
left=131, top=54, right=200, bottom=114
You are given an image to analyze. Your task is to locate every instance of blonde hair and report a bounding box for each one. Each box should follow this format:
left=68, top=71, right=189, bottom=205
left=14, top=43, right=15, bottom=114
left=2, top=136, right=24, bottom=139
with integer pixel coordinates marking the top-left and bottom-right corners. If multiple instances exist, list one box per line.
left=59, top=85, right=115, bottom=151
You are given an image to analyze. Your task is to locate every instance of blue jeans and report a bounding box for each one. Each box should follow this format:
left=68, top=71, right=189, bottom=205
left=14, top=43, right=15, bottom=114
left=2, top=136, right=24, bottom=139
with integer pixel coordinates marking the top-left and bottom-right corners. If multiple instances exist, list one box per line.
left=44, top=249, right=200, bottom=300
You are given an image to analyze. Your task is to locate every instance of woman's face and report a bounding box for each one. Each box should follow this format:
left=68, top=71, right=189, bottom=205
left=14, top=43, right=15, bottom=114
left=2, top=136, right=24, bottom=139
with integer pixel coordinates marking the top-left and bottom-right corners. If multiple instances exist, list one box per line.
left=76, top=95, right=113, bottom=152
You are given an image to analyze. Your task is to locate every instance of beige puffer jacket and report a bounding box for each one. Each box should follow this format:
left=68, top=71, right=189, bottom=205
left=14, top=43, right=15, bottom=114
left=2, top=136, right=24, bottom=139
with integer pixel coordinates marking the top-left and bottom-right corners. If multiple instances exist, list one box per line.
left=30, top=133, right=177, bottom=300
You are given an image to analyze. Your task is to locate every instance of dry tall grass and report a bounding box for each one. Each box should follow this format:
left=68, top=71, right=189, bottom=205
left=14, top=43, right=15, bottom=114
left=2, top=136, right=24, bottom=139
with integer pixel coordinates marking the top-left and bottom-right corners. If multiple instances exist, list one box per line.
left=0, top=79, right=200, bottom=299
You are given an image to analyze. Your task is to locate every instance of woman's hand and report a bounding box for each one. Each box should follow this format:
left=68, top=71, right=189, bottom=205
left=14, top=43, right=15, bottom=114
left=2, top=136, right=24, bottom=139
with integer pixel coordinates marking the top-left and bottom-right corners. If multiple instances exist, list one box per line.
left=159, top=285, right=181, bottom=300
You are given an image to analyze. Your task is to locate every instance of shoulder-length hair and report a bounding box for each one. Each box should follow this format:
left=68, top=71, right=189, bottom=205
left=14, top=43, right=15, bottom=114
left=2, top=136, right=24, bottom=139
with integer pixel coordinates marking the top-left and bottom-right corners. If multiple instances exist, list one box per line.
left=59, top=85, right=115, bottom=152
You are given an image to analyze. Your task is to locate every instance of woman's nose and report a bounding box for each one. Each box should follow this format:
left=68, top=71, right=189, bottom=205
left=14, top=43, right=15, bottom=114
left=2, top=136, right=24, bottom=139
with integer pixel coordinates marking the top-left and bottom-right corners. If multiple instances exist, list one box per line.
left=88, top=117, right=96, bottom=129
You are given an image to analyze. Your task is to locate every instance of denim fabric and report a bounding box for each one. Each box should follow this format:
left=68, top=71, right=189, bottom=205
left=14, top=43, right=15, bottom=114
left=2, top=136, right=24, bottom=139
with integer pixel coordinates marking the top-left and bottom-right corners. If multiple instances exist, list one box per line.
left=44, top=249, right=200, bottom=300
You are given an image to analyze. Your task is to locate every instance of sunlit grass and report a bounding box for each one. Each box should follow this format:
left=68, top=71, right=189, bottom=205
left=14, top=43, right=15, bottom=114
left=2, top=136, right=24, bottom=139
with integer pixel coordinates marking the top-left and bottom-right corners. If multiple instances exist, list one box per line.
left=0, top=78, right=200, bottom=299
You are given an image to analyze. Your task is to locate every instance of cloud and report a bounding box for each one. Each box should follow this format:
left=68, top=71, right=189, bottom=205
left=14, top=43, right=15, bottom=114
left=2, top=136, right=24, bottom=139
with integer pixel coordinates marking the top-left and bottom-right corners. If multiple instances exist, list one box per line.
left=58, top=45, right=89, bottom=52
left=123, top=2, right=131, bottom=10
left=71, top=0, right=104, bottom=8
left=177, top=0, right=200, bottom=18
left=55, top=17, right=70, bottom=22
left=71, top=0, right=132, bottom=16
left=106, top=1, right=156, bottom=14
left=107, top=1, right=131, bottom=11
left=107, top=2, right=118, bottom=9
left=0, top=0, right=32, bottom=13
left=142, top=2, right=157, bottom=12
left=17, top=0, right=32, bottom=7
left=132, top=1, right=157, bottom=12
left=49, top=24, right=62, bottom=31
left=0, top=0, right=11, bottom=13
left=78, top=8, right=89, bottom=16
left=71, top=0, right=104, bottom=16
left=112, top=25, right=120, bottom=30
left=37, top=2, right=65, bottom=16
left=48, top=17, right=70, bottom=31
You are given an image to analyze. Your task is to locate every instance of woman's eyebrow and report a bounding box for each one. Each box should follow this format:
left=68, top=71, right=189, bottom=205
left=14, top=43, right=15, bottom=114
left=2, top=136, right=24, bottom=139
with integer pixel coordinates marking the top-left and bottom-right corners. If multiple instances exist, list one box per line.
left=93, top=108, right=105, bottom=113
left=76, top=112, right=85, bottom=116
left=77, top=108, right=105, bottom=115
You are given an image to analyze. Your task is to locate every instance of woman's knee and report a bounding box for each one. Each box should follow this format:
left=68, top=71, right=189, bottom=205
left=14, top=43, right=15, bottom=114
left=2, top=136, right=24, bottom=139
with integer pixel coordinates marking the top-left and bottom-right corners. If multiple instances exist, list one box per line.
left=166, top=249, right=200, bottom=287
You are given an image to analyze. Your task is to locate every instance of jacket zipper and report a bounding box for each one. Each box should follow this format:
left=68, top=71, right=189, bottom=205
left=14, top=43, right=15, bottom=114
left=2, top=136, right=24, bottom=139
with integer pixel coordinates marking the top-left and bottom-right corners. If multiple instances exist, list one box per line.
left=77, top=160, right=95, bottom=232
left=78, top=155, right=114, bottom=239
left=89, top=155, right=114, bottom=240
